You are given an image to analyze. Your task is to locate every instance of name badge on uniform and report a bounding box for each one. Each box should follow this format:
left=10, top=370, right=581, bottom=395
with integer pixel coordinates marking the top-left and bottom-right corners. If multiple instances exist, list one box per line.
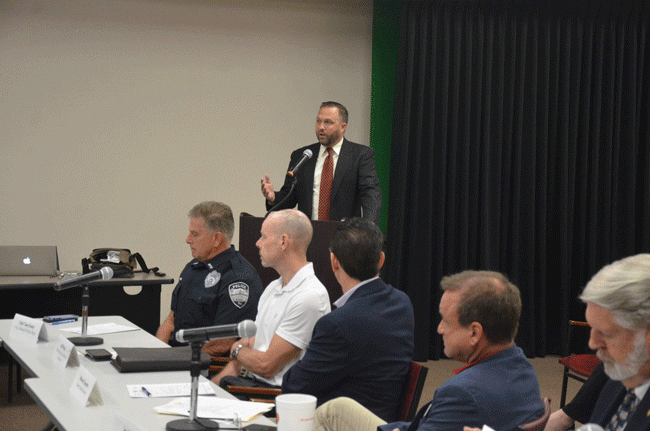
left=229, top=282, right=250, bottom=309
left=204, top=270, right=221, bottom=288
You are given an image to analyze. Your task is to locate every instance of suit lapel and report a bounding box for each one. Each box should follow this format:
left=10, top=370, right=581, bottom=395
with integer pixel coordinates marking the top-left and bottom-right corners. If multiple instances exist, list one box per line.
left=331, top=139, right=352, bottom=201
left=626, top=388, right=650, bottom=431
left=302, top=143, right=319, bottom=213
left=592, top=381, right=626, bottom=427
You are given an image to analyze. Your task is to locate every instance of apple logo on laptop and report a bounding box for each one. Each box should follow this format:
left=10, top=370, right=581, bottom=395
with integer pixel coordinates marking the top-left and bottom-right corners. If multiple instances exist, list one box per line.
left=23, top=257, right=31, bottom=265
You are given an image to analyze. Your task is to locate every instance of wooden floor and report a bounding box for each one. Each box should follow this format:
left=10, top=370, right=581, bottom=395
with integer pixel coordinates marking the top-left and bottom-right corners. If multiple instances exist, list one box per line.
left=0, top=355, right=581, bottom=431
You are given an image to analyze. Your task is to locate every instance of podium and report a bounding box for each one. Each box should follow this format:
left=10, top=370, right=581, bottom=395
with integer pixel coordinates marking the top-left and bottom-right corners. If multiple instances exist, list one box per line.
left=239, top=213, right=343, bottom=306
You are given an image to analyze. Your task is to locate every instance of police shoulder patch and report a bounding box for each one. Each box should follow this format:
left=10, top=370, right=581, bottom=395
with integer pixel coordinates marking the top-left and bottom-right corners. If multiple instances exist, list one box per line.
left=228, top=282, right=250, bottom=309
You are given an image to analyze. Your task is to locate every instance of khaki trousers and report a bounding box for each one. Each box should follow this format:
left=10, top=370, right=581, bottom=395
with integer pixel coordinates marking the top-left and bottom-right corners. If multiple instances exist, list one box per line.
left=314, top=397, right=388, bottom=431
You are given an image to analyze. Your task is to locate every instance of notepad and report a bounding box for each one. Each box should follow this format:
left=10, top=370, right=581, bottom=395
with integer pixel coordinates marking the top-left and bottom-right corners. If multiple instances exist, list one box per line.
left=128, top=382, right=215, bottom=398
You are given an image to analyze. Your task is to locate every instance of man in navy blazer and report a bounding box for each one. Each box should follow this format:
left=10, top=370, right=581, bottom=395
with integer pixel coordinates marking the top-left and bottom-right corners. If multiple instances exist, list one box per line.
left=576, top=254, right=650, bottom=431
left=261, top=102, right=382, bottom=225
left=314, top=270, right=545, bottom=431
left=281, top=217, right=415, bottom=422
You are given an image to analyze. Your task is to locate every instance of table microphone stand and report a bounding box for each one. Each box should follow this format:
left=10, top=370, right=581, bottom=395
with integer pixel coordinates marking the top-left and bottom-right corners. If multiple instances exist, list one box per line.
left=67, top=284, right=103, bottom=346
left=166, top=341, right=219, bottom=431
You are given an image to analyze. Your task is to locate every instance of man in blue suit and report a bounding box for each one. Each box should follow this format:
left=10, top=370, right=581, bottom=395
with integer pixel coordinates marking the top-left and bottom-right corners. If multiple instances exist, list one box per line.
left=314, top=270, right=545, bottom=431
left=575, top=254, right=650, bottom=431
left=281, top=217, right=415, bottom=422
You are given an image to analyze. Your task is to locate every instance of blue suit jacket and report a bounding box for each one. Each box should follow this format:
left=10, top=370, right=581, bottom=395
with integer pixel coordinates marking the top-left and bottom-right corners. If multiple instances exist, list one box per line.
left=266, top=139, right=382, bottom=225
left=281, top=278, right=415, bottom=422
left=379, top=344, right=544, bottom=431
left=589, top=379, right=650, bottom=431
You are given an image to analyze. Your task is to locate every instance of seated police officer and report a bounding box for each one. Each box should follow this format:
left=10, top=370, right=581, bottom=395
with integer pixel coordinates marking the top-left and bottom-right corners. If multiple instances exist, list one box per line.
left=156, top=201, right=263, bottom=356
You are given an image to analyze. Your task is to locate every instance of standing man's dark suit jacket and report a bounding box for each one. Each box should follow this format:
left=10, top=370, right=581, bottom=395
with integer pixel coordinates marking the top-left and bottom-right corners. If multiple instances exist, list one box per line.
left=589, top=379, right=650, bottom=431
left=266, top=139, right=382, bottom=225
left=280, top=278, right=415, bottom=422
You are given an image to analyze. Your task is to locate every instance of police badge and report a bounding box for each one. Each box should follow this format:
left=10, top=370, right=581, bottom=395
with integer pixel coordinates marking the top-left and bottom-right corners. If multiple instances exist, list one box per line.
left=228, top=282, right=250, bottom=308
left=204, top=270, right=221, bottom=288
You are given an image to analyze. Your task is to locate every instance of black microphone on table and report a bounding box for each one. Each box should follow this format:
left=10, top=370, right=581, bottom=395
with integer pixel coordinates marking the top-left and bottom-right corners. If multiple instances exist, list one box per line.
left=287, top=148, right=313, bottom=177
left=53, top=266, right=113, bottom=291
left=175, top=320, right=257, bottom=344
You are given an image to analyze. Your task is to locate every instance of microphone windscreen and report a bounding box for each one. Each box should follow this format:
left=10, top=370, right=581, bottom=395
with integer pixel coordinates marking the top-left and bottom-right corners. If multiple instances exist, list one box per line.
left=303, top=149, right=313, bottom=158
left=238, top=320, right=257, bottom=338
left=100, top=266, right=114, bottom=280
left=576, top=425, right=605, bottom=431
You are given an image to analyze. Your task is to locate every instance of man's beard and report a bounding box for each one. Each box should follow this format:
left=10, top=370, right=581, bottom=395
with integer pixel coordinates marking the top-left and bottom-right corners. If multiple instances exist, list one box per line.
left=598, top=330, right=650, bottom=381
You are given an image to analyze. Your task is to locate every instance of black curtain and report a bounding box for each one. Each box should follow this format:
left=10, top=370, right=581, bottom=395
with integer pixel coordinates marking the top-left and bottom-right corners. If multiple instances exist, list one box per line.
left=386, top=0, right=650, bottom=361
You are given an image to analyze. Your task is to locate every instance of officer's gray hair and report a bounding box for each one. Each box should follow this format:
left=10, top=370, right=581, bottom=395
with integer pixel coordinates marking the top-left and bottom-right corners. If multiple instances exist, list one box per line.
left=188, top=201, right=234, bottom=241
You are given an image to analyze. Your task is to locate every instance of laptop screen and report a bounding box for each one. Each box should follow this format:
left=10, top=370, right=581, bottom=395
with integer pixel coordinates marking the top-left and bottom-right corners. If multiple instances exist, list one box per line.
left=0, top=246, right=59, bottom=276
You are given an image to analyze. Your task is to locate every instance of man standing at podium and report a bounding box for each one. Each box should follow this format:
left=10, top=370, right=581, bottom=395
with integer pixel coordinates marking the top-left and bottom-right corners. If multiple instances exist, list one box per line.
left=260, top=101, right=382, bottom=225
left=156, top=201, right=263, bottom=356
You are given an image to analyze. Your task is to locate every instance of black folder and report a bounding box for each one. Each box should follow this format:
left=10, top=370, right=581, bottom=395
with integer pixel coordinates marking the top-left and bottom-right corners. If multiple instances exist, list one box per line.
left=110, top=346, right=211, bottom=373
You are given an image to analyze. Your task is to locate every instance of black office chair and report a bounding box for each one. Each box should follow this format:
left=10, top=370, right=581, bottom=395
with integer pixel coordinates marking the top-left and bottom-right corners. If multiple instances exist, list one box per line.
left=1, top=348, right=21, bottom=403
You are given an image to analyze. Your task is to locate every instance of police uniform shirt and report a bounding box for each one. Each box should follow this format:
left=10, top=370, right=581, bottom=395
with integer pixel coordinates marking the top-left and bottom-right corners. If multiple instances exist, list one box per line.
left=171, top=245, right=263, bottom=338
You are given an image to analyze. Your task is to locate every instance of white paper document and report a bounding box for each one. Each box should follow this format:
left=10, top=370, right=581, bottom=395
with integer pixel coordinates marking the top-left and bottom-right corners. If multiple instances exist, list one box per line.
left=60, top=323, right=139, bottom=336
left=128, top=382, right=216, bottom=398
left=154, top=396, right=274, bottom=422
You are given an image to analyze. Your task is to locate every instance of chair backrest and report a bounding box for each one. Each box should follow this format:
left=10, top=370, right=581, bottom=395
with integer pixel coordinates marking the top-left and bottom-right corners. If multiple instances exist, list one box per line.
left=398, top=361, right=429, bottom=422
left=518, top=397, right=551, bottom=431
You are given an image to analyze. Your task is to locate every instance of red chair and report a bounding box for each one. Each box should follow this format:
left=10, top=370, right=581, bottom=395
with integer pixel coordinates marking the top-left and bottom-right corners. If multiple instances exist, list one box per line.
left=518, top=397, right=551, bottom=431
left=558, top=321, right=601, bottom=408
left=224, top=360, right=429, bottom=418
left=398, top=361, right=429, bottom=422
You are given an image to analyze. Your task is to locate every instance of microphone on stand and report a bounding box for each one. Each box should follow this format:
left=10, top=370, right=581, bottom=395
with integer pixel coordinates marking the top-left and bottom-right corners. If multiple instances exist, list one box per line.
left=287, top=149, right=313, bottom=177
left=54, top=267, right=114, bottom=347
left=167, top=319, right=258, bottom=431
left=175, top=320, right=256, bottom=344
left=266, top=149, right=313, bottom=217
left=53, top=267, right=113, bottom=291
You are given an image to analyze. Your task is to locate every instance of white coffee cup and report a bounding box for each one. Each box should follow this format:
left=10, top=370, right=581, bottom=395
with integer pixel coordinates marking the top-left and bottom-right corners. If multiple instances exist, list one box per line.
left=275, top=393, right=317, bottom=431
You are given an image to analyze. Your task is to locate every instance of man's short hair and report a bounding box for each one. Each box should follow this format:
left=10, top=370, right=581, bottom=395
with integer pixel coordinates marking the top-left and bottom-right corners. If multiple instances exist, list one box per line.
left=441, top=270, right=521, bottom=345
left=330, top=217, right=382, bottom=281
left=320, top=101, right=348, bottom=124
left=188, top=201, right=234, bottom=241
left=267, top=209, right=313, bottom=253
left=580, top=254, right=650, bottom=330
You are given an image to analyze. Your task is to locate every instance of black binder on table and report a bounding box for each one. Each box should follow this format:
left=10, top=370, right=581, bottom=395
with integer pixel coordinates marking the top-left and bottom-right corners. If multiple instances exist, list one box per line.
left=111, top=346, right=211, bottom=373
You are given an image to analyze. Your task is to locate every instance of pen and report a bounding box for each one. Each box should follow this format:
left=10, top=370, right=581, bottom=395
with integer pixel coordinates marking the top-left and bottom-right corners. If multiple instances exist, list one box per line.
left=51, top=319, right=78, bottom=325
left=141, top=387, right=152, bottom=397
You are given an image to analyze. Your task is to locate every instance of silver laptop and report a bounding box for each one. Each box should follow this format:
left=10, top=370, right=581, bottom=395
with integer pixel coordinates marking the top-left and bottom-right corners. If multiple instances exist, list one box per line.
left=0, top=246, right=59, bottom=276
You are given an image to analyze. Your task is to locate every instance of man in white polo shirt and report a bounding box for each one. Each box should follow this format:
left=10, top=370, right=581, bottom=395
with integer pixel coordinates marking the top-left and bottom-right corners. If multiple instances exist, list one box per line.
left=212, top=209, right=331, bottom=389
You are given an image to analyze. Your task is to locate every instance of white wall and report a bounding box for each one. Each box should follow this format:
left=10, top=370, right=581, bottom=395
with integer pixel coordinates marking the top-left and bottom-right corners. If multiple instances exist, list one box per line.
left=0, top=0, right=373, bottom=322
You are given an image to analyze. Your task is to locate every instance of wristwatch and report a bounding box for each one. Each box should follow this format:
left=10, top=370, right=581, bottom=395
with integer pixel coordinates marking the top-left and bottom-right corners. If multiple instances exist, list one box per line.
left=232, top=344, right=244, bottom=360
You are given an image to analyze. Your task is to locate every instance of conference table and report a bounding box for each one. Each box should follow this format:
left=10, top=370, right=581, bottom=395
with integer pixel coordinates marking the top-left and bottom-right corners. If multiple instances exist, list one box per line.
left=0, top=272, right=175, bottom=335
left=0, top=316, right=275, bottom=431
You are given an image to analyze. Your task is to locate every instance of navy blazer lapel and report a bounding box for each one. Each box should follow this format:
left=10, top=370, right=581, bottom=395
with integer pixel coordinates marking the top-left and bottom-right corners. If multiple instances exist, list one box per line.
left=627, top=388, right=650, bottom=431
left=591, top=381, right=626, bottom=427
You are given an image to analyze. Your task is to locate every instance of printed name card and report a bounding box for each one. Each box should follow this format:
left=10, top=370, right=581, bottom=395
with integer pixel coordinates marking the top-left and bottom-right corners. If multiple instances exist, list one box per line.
left=9, top=313, right=49, bottom=345
left=70, top=365, right=102, bottom=406
left=113, top=411, right=148, bottom=431
left=52, top=336, right=79, bottom=369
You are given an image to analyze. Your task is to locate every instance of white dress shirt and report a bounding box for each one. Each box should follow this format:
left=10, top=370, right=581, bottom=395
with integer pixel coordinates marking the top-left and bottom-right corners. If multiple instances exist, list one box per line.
left=311, top=138, right=343, bottom=220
